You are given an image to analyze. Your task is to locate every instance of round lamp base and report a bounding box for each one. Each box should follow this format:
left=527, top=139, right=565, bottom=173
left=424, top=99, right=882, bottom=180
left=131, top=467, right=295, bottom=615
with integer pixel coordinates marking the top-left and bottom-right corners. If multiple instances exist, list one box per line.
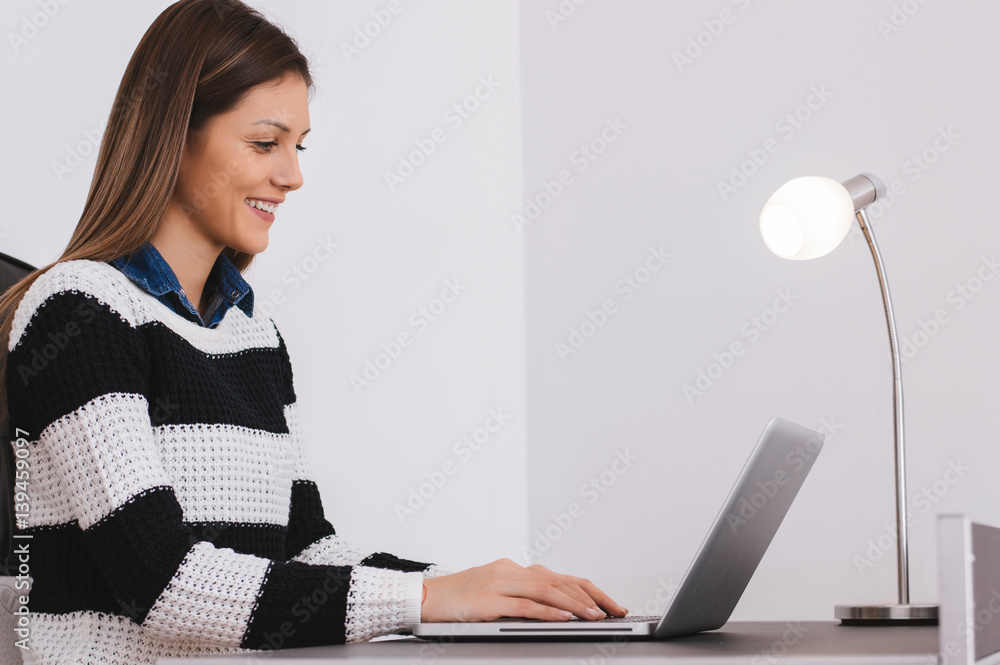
left=835, top=603, right=939, bottom=626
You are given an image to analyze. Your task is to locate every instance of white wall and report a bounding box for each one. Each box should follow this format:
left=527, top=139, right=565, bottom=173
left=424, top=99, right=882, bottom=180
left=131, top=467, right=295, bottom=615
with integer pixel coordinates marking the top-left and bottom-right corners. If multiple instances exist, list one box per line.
left=521, top=0, right=1000, bottom=620
left=5, top=0, right=1000, bottom=625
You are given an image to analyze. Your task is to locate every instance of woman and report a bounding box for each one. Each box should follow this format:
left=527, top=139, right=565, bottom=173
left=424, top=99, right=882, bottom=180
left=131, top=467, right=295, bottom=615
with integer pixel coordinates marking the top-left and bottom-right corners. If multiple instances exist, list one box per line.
left=1, top=1, right=627, bottom=662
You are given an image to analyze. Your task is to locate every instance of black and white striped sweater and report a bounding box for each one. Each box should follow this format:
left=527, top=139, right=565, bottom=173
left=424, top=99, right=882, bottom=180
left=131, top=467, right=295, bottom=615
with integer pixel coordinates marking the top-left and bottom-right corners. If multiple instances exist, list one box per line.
left=7, top=259, right=443, bottom=664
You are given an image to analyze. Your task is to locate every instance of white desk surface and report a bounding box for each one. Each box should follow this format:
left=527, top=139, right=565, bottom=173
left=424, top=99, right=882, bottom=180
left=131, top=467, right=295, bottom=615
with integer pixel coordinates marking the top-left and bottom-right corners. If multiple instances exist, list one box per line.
left=158, top=621, right=939, bottom=664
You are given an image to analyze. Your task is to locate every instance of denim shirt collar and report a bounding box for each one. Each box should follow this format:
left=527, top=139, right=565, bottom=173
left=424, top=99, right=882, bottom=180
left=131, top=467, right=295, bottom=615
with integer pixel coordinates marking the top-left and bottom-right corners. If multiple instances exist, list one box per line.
left=110, top=242, right=254, bottom=328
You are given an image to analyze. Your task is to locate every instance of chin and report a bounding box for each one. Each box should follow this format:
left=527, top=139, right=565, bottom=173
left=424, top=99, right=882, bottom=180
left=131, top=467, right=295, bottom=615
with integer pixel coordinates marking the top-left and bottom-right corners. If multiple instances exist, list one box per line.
left=231, top=236, right=269, bottom=255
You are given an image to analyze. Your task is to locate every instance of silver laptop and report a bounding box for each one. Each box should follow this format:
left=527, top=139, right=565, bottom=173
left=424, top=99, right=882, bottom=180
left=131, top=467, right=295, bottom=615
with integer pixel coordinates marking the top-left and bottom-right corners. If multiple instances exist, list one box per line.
left=412, top=416, right=824, bottom=641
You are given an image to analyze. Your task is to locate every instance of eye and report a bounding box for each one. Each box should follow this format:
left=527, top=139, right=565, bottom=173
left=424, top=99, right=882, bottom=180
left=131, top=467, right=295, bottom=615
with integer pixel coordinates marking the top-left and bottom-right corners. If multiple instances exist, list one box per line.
left=253, top=141, right=307, bottom=153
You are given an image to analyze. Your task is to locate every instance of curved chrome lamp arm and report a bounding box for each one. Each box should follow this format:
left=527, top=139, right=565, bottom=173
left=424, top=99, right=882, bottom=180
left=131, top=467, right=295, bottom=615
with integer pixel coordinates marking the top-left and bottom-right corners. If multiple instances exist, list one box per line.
left=842, top=173, right=909, bottom=605
left=856, top=205, right=909, bottom=605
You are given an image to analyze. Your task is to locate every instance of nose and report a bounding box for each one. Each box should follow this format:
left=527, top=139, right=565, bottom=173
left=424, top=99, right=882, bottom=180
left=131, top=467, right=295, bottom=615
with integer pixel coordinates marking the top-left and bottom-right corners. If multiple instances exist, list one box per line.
left=274, top=151, right=304, bottom=191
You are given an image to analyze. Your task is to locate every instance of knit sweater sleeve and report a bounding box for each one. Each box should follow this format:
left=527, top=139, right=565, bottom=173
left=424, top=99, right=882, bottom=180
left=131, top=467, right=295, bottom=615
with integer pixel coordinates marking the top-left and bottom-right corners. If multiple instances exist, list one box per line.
left=6, top=262, right=425, bottom=651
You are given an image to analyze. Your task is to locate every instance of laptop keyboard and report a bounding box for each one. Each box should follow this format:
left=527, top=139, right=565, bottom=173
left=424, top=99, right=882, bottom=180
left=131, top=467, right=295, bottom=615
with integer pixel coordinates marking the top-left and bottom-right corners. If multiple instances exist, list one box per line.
left=573, top=615, right=660, bottom=623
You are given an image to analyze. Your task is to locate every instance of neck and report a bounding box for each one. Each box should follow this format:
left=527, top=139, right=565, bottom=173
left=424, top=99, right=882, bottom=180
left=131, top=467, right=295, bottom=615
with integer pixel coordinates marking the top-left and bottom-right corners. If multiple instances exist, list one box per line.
left=151, top=207, right=224, bottom=319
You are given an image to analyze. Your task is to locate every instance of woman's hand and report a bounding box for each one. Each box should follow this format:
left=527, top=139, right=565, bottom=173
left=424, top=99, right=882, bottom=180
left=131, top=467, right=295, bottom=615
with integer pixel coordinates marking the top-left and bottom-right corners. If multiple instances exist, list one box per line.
left=420, top=558, right=629, bottom=622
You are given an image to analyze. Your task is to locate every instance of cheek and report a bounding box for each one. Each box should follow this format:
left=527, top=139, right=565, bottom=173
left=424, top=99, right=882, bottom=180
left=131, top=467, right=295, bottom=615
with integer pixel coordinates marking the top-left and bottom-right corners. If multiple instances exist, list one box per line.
left=200, top=150, right=254, bottom=200
left=232, top=157, right=270, bottom=190
left=229, top=156, right=257, bottom=184
left=179, top=163, right=238, bottom=213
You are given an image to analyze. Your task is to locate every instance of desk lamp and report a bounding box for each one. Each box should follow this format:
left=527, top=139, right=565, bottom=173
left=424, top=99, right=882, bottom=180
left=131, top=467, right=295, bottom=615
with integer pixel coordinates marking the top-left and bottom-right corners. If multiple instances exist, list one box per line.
left=759, top=173, right=938, bottom=624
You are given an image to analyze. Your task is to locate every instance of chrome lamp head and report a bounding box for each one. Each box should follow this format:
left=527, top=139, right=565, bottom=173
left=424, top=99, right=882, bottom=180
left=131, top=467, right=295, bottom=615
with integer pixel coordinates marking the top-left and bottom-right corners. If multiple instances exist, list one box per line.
left=759, top=174, right=885, bottom=260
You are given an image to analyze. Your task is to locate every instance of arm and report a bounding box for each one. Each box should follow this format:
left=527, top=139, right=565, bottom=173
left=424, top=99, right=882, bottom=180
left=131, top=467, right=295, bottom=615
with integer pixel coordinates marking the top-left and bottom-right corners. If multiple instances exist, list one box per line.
left=284, top=464, right=452, bottom=579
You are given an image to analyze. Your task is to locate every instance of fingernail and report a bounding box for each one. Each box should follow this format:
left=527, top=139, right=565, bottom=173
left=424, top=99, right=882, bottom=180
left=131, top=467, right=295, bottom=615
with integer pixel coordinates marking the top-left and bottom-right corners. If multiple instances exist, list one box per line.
left=558, top=610, right=573, bottom=620
left=587, top=607, right=605, bottom=619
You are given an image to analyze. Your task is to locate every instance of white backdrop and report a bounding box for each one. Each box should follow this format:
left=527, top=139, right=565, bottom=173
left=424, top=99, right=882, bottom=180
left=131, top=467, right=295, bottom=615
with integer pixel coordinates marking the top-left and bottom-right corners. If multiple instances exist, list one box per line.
left=520, top=0, right=1000, bottom=620
left=4, top=0, right=1000, bottom=622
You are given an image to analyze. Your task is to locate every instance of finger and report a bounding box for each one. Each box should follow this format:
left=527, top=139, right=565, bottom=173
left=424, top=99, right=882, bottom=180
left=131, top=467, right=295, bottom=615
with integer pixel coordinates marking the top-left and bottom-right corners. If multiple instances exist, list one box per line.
left=497, top=563, right=609, bottom=620
left=572, top=577, right=629, bottom=617
left=552, top=579, right=601, bottom=614
left=493, top=596, right=574, bottom=623
left=526, top=566, right=600, bottom=611
left=535, top=572, right=626, bottom=617
left=509, top=579, right=607, bottom=621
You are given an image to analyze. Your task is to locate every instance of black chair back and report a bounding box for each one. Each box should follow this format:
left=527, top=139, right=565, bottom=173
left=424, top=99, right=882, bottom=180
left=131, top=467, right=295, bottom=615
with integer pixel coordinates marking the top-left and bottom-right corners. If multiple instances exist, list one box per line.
left=0, top=253, right=36, bottom=573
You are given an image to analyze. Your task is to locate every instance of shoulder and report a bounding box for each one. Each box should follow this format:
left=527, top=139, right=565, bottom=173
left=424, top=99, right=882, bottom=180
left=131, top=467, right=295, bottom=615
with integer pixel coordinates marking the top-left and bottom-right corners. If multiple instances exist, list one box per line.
left=19, top=259, right=142, bottom=314
left=10, top=258, right=288, bottom=356
left=10, top=259, right=146, bottom=351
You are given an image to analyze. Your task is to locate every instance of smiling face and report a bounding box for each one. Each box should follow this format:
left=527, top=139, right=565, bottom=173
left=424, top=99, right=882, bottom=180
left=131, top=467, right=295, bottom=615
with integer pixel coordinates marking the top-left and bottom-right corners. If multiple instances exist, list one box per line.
left=161, top=73, right=310, bottom=258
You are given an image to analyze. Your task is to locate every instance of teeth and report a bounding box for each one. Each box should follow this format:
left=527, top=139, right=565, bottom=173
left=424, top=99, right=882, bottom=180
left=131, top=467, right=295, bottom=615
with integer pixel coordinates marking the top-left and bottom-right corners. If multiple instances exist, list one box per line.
left=245, top=198, right=277, bottom=214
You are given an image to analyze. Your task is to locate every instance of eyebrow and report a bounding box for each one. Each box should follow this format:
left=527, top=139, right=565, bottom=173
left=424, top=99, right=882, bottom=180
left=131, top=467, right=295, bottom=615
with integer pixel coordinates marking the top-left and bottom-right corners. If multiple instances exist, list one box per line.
left=252, top=119, right=311, bottom=137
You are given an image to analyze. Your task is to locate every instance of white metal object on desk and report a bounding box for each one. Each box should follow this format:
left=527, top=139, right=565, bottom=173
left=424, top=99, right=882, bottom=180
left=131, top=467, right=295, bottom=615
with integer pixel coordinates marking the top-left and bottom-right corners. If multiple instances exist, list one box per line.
left=938, top=514, right=1000, bottom=665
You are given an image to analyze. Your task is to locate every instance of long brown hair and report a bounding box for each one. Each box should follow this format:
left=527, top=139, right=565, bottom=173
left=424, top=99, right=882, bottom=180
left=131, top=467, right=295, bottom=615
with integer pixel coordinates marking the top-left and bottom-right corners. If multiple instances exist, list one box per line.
left=0, top=0, right=313, bottom=422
